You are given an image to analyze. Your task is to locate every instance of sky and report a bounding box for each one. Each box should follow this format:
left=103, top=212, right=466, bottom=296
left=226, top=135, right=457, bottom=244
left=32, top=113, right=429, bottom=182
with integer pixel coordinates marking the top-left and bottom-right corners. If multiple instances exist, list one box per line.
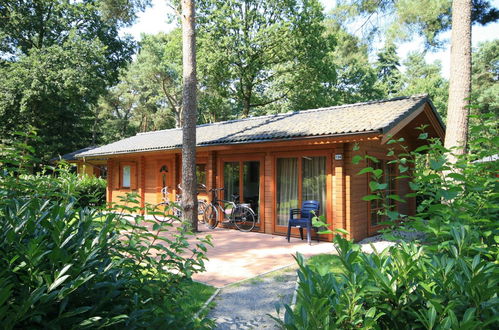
left=121, top=0, right=499, bottom=79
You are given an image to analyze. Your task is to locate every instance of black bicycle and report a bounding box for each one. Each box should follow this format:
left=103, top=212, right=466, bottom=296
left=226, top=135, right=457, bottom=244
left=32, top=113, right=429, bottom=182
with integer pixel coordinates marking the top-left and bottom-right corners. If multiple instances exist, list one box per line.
left=203, top=188, right=256, bottom=231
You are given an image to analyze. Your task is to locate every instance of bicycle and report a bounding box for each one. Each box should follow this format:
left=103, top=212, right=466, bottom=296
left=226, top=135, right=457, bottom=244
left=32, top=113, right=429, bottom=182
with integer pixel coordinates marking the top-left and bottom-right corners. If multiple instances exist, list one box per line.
left=203, top=188, right=256, bottom=231
left=177, top=183, right=209, bottom=223
left=152, top=186, right=182, bottom=223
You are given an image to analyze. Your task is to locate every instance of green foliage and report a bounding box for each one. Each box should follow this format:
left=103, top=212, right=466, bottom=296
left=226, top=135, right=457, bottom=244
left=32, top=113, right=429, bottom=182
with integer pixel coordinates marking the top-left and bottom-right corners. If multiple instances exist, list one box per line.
left=0, top=135, right=213, bottom=328
left=197, top=0, right=336, bottom=118
left=73, top=175, right=107, bottom=208
left=375, top=41, right=403, bottom=98
left=277, top=114, right=498, bottom=328
left=0, top=0, right=140, bottom=162
left=332, top=0, right=498, bottom=48
left=401, top=52, right=449, bottom=118
left=324, top=21, right=384, bottom=104
left=471, top=39, right=499, bottom=118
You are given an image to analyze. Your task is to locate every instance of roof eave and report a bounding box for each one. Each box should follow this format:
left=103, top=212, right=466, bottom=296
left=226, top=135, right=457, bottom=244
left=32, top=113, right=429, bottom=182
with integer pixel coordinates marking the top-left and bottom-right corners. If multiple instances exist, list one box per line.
left=75, top=130, right=382, bottom=158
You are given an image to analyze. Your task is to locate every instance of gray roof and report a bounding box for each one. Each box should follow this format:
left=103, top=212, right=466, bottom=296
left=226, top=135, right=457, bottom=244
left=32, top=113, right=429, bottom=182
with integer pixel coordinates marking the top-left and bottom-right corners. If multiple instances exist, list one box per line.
left=52, top=146, right=99, bottom=162
left=77, top=95, right=440, bottom=158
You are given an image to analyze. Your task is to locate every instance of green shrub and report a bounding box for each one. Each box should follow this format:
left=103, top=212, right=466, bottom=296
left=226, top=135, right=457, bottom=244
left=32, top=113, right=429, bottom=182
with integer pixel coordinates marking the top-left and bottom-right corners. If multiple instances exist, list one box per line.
left=73, top=174, right=107, bottom=208
left=0, top=132, right=213, bottom=328
left=277, top=114, right=499, bottom=329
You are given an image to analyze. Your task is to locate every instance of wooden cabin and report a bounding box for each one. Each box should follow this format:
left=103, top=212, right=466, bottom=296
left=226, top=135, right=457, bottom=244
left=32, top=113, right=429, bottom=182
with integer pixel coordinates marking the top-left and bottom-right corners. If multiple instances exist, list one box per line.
left=54, top=146, right=107, bottom=178
left=76, top=95, right=445, bottom=241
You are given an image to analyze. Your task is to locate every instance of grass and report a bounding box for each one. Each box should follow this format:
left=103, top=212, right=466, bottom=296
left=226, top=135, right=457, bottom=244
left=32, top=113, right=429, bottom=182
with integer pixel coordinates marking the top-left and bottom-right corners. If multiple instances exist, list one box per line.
left=181, top=280, right=217, bottom=315
left=306, top=254, right=344, bottom=277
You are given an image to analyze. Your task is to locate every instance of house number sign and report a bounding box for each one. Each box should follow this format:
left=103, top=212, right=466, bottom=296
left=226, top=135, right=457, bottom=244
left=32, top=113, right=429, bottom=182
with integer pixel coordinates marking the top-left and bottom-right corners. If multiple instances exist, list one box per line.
left=335, top=154, right=343, bottom=160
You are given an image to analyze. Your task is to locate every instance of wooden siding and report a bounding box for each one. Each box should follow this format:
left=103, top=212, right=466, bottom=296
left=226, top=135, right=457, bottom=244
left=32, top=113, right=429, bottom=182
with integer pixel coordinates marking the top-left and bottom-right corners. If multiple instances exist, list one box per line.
left=92, top=109, right=439, bottom=241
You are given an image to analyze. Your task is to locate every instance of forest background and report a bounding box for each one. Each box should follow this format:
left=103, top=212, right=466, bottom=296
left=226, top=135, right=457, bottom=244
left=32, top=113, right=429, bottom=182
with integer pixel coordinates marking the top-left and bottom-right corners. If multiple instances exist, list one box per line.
left=0, top=0, right=497, bottom=163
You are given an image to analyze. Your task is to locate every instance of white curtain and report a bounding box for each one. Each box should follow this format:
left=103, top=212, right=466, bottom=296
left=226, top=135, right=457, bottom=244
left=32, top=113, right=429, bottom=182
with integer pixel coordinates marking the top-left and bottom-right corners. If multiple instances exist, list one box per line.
left=277, top=158, right=298, bottom=226
left=302, top=156, right=326, bottom=217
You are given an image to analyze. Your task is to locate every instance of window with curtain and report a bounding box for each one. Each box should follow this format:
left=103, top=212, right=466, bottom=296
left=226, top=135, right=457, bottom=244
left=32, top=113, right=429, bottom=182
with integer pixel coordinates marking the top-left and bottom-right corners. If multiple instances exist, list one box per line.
left=302, top=156, right=326, bottom=217
left=277, top=158, right=298, bottom=226
left=277, top=156, right=327, bottom=226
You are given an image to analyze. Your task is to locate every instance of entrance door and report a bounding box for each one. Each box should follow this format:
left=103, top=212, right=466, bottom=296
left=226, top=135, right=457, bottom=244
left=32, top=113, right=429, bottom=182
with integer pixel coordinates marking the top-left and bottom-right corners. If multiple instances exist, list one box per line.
left=156, top=160, right=174, bottom=203
left=222, top=160, right=261, bottom=222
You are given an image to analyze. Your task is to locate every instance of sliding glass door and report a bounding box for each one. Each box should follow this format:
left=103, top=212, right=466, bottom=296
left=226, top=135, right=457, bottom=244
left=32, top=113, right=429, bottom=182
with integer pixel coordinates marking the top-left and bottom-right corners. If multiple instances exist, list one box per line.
left=276, top=156, right=327, bottom=227
left=223, top=160, right=261, bottom=220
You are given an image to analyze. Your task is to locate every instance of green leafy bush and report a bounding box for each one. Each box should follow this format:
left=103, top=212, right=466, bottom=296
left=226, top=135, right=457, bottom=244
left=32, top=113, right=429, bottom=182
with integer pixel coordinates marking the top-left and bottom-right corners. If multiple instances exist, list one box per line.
left=0, top=133, right=213, bottom=328
left=73, top=174, right=107, bottom=207
left=277, top=114, right=499, bottom=329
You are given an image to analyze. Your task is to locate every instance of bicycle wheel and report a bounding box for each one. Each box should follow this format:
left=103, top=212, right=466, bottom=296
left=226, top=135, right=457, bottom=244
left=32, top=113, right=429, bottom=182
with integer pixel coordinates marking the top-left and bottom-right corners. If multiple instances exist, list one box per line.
left=197, top=200, right=208, bottom=224
left=203, top=204, right=219, bottom=229
left=233, top=206, right=256, bottom=232
left=152, top=202, right=174, bottom=223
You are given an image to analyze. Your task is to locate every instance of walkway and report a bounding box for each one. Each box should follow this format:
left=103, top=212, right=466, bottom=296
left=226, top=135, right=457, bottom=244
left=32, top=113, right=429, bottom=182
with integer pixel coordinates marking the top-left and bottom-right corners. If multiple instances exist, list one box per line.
left=190, top=227, right=334, bottom=287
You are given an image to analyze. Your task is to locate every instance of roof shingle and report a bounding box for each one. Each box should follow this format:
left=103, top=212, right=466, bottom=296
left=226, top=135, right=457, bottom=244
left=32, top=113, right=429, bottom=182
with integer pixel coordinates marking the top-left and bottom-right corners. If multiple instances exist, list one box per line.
left=77, top=95, right=437, bottom=158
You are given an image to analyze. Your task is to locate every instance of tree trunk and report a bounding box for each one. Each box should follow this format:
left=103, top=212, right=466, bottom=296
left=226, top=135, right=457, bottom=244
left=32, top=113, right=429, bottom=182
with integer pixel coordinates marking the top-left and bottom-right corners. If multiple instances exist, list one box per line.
left=445, top=0, right=472, bottom=159
left=181, top=0, right=198, bottom=230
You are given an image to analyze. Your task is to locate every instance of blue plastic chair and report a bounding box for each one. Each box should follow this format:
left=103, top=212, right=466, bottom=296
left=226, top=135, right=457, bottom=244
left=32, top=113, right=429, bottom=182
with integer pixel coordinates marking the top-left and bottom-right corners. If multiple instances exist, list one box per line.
left=286, top=200, right=320, bottom=245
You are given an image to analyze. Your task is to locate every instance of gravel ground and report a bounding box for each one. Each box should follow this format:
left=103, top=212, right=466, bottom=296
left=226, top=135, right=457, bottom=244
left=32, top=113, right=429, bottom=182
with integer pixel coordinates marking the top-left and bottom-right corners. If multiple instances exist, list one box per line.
left=357, top=230, right=425, bottom=253
left=207, top=230, right=424, bottom=329
left=208, top=265, right=297, bottom=329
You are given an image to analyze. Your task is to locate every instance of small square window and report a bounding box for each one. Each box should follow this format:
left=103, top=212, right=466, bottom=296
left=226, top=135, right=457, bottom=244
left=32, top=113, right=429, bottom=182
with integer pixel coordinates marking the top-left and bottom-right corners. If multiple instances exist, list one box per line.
left=122, top=165, right=131, bottom=188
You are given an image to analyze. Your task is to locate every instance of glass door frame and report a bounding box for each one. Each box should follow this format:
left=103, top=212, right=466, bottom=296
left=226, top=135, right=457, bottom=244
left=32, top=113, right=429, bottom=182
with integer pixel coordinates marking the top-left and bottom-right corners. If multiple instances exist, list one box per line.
left=272, top=150, right=333, bottom=235
left=218, top=155, right=265, bottom=232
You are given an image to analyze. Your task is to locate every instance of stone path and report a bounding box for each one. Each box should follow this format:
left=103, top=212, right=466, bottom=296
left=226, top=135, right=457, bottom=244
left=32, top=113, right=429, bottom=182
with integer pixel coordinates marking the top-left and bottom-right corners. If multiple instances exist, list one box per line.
left=208, top=265, right=298, bottom=329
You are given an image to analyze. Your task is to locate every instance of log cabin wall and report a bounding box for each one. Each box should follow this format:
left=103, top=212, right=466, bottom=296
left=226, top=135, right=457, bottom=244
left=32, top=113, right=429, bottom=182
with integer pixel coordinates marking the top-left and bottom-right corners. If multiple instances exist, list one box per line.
left=102, top=131, right=421, bottom=241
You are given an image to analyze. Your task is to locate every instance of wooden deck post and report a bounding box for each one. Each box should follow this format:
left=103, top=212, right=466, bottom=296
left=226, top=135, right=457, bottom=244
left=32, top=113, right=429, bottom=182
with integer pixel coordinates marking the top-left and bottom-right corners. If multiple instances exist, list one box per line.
left=206, top=151, right=217, bottom=202
left=139, top=156, right=146, bottom=213
left=332, top=145, right=347, bottom=238
left=106, top=159, right=113, bottom=207
left=264, top=152, right=273, bottom=233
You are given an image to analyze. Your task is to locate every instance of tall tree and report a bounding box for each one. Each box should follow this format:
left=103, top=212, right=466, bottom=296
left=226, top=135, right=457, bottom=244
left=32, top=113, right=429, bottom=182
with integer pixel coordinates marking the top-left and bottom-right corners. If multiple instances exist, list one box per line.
left=197, top=0, right=336, bottom=118
left=137, top=31, right=184, bottom=128
left=471, top=39, right=498, bottom=117
left=401, top=52, right=449, bottom=117
left=332, top=0, right=498, bottom=48
left=375, top=41, right=402, bottom=98
left=445, top=0, right=472, bottom=155
left=324, top=21, right=383, bottom=104
left=181, top=0, right=198, bottom=229
left=0, top=0, right=147, bottom=162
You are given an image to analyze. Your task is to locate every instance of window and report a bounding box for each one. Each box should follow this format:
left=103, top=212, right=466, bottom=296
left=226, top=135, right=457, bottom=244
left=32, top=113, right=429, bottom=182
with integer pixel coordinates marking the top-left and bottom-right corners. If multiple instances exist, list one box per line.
left=276, top=156, right=326, bottom=226
left=122, top=165, right=131, bottom=188
left=369, top=159, right=397, bottom=227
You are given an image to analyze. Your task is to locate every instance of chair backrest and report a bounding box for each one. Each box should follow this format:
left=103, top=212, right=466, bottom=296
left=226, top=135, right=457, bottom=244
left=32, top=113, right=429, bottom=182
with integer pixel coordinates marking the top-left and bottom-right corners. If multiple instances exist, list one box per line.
left=301, top=200, right=320, bottom=219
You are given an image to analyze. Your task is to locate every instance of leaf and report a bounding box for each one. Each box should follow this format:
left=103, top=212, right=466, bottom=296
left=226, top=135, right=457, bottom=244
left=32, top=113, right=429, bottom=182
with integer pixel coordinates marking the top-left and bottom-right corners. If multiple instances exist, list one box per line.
left=335, top=228, right=349, bottom=235
left=409, top=182, right=419, bottom=191
left=414, top=145, right=430, bottom=153
left=352, top=155, right=363, bottom=164
left=399, top=165, right=409, bottom=173
left=48, top=275, right=70, bottom=292
left=429, top=158, right=446, bottom=170
left=388, top=195, right=405, bottom=202
left=418, top=133, right=428, bottom=139
left=362, top=195, right=381, bottom=201
left=357, top=167, right=374, bottom=175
